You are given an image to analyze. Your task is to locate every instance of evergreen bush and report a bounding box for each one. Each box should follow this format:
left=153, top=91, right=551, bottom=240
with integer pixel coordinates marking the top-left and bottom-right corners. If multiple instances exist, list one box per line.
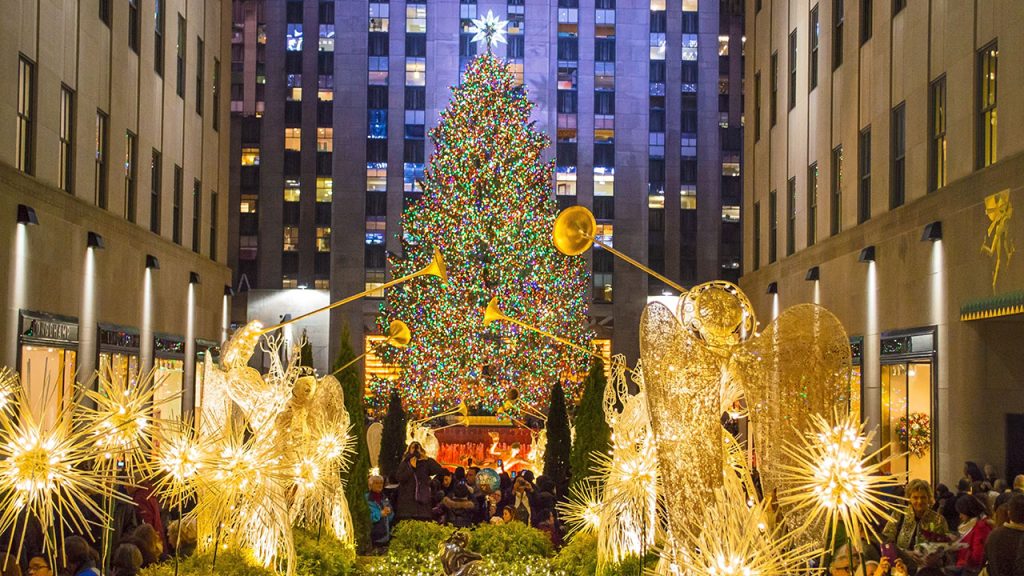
left=569, top=358, right=611, bottom=488
left=379, top=390, right=407, bottom=481
left=543, top=382, right=572, bottom=498
left=333, top=324, right=372, bottom=553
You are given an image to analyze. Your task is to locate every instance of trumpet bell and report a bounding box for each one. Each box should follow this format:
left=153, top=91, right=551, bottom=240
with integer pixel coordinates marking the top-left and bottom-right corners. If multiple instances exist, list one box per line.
left=386, top=320, right=412, bottom=348
left=553, top=206, right=597, bottom=256
left=483, top=297, right=506, bottom=327
left=421, top=247, right=448, bottom=284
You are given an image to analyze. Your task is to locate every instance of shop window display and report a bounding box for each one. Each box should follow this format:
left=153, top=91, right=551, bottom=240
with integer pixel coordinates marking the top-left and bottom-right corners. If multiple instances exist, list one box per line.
left=19, top=345, right=76, bottom=430
left=154, top=358, right=184, bottom=423
left=881, top=361, right=933, bottom=483
left=99, top=352, right=140, bottom=389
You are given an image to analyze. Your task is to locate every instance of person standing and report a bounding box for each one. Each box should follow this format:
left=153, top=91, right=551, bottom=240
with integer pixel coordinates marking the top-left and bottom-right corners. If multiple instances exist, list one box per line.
left=984, top=494, right=1024, bottom=576
left=367, top=475, right=395, bottom=549
left=953, top=494, right=993, bottom=576
left=395, top=441, right=444, bottom=521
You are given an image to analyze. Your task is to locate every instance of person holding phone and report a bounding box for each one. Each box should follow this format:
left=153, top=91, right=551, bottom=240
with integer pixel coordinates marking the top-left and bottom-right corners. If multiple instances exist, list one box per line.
left=395, top=441, right=444, bottom=522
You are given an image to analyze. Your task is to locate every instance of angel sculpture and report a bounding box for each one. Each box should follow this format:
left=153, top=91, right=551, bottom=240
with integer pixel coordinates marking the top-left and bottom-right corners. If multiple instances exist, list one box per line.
left=639, top=281, right=851, bottom=565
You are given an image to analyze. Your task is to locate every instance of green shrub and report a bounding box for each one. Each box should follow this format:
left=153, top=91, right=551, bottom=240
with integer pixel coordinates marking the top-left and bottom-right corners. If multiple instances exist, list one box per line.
left=551, top=532, right=598, bottom=576
left=467, top=522, right=553, bottom=561
left=139, top=551, right=277, bottom=576
left=294, top=528, right=356, bottom=575
left=354, top=551, right=440, bottom=576
left=333, top=324, right=372, bottom=553
left=387, top=520, right=455, bottom=556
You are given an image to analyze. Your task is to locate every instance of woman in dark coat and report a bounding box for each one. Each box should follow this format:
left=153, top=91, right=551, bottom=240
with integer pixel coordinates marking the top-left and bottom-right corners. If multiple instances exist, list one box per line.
left=395, top=441, right=444, bottom=521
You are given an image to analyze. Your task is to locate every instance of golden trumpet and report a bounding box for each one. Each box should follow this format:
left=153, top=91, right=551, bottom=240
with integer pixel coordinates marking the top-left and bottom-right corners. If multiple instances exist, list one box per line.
left=261, top=248, right=446, bottom=334
left=483, top=297, right=594, bottom=356
left=553, top=205, right=688, bottom=294
left=414, top=400, right=469, bottom=425
left=432, top=401, right=471, bottom=431
left=331, top=320, right=411, bottom=376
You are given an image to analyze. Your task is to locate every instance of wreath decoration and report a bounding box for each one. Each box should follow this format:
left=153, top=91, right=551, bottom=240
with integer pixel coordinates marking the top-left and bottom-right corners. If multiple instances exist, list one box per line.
left=897, top=412, right=931, bottom=458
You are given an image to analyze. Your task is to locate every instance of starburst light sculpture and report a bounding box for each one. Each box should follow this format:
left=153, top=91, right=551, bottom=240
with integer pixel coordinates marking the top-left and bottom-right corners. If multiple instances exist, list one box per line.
left=83, top=367, right=171, bottom=474
left=674, top=476, right=821, bottom=576
left=558, top=479, right=603, bottom=539
left=0, top=379, right=122, bottom=565
left=777, top=411, right=905, bottom=549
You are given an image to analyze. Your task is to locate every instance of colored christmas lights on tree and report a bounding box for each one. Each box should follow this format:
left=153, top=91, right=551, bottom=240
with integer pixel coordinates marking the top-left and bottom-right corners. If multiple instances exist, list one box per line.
left=375, top=52, right=591, bottom=417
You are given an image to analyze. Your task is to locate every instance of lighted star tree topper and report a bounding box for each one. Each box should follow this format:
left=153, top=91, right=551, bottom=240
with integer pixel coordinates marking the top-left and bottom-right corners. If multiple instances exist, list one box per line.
left=376, top=52, right=591, bottom=417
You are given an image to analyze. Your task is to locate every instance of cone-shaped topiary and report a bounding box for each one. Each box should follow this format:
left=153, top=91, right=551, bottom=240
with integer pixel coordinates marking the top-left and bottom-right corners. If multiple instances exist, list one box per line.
left=379, top=389, right=408, bottom=482
left=333, top=324, right=371, bottom=553
left=544, top=382, right=572, bottom=498
left=569, top=358, right=611, bottom=488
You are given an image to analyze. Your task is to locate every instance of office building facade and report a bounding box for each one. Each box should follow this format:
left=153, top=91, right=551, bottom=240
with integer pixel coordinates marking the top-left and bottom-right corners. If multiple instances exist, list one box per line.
left=741, top=0, right=1024, bottom=484
left=1, top=0, right=232, bottom=419
left=228, top=0, right=744, bottom=376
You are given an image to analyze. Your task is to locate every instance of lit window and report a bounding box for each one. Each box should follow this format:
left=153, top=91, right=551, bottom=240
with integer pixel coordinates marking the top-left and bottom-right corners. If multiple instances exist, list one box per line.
left=316, top=227, right=331, bottom=252
left=719, top=35, right=730, bottom=56
left=285, top=128, right=301, bottom=151
left=649, top=194, right=665, bottom=209
left=594, top=175, right=614, bottom=196
left=370, top=3, right=389, bottom=32
left=319, top=24, right=335, bottom=52
left=240, top=194, right=257, bottom=213
left=406, top=4, right=426, bottom=33
left=288, top=87, right=302, bottom=101
left=284, top=186, right=300, bottom=202
left=682, top=34, right=698, bottom=61
left=366, top=219, right=385, bottom=245
left=650, top=33, right=666, bottom=60
left=681, top=186, right=697, bottom=209
left=556, top=172, right=577, bottom=196
left=314, top=278, right=329, bottom=289
left=722, top=158, right=740, bottom=177
left=406, top=58, right=426, bottom=86
left=286, top=24, right=303, bottom=51
left=318, top=90, right=333, bottom=101
left=283, top=277, right=298, bottom=289
left=650, top=0, right=667, bottom=9
left=682, top=0, right=699, bottom=11
left=316, top=177, right=333, bottom=202
left=595, top=223, right=613, bottom=246
left=283, top=227, right=299, bottom=251
left=241, top=147, right=260, bottom=166
left=318, top=127, right=333, bottom=152
left=722, top=205, right=740, bottom=222
left=593, top=273, right=613, bottom=303
left=365, top=269, right=386, bottom=297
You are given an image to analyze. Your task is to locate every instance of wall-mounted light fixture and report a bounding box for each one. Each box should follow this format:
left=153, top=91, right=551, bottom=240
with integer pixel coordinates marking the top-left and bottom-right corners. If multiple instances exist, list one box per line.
left=17, top=204, right=39, bottom=225
left=87, top=231, right=105, bottom=249
left=859, top=246, right=876, bottom=263
left=805, top=266, right=820, bottom=281
left=145, top=254, right=160, bottom=269
left=921, top=221, right=942, bottom=242
left=189, top=272, right=201, bottom=285
left=766, top=281, right=778, bottom=294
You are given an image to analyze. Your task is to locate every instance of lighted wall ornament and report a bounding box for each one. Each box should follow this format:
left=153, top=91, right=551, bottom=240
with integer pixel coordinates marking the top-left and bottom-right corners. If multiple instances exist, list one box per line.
left=982, top=189, right=1015, bottom=291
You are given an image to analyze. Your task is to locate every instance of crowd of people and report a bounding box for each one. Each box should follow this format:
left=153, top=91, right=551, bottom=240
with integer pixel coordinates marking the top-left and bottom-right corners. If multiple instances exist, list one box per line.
left=831, top=462, right=1024, bottom=576
left=0, top=476, right=197, bottom=576
left=367, top=441, right=561, bottom=552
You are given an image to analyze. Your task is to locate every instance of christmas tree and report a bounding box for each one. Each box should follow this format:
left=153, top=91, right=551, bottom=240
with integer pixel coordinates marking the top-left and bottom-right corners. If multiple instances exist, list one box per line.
left=332, top=325, right=371, bottom=552
left=376, top=51, right=591, bottom=417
